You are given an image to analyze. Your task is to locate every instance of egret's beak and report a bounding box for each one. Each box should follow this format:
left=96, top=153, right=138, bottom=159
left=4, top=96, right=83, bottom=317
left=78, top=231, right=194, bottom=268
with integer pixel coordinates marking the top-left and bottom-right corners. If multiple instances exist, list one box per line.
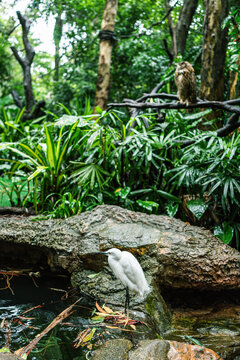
left=96, top=251, right=107, bottom=255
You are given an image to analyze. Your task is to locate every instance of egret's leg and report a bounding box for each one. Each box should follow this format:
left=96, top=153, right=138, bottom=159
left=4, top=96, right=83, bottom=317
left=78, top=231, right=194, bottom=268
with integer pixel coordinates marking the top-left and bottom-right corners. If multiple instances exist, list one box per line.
left=125, top=287, right=130, bottom=314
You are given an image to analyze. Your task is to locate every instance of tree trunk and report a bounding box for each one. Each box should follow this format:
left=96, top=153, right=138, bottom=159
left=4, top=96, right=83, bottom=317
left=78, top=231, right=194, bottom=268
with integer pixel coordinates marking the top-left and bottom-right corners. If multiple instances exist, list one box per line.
left=94, top=0, right=118, bottom=111
left=199, top=0, right=228, bottom=100
left=229, top=54, right=240, bottom=99
left=165, top=0, right=177, bottom=59
left=176, top=0, right=199, bottom=56
left=165, top=0, right=198, bottom=60
left=10, top=11, right=35, bottom=112
left=53, top=13, right=63, bottom=82
left=24, top=66, right=35, bottom=111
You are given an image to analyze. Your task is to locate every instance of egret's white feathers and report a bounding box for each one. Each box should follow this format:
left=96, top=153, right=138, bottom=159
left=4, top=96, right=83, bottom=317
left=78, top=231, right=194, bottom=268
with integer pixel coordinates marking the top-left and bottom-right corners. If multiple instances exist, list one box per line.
left=105, top=248, right=150, bottom=298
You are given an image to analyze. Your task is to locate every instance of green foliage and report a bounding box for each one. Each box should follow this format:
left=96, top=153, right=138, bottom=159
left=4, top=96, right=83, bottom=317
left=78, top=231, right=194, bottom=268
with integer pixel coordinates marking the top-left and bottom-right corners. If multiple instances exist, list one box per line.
left=214, top=222, right=234, bottom=245
left=0, top=173, right=32, bottom=207
left=5, top=119, right=80, bottom=211
left=186, top=199, right=209, bottom=220
left=0, top=106, right=26, bottom=143
left=1, top=101, right=240, bottom=249
left=168, top=131, right=240, bottom=247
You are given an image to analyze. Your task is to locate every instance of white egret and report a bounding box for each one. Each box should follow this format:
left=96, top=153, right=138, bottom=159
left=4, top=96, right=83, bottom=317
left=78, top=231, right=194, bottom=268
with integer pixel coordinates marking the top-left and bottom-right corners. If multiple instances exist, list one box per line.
left=99, top=248, right=150, bottom=312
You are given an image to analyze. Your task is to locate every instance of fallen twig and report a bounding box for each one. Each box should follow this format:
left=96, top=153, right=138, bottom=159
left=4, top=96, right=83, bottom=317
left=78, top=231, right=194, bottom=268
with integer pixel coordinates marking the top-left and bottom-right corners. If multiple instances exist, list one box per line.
left=14, top=298, right=82, bottom=358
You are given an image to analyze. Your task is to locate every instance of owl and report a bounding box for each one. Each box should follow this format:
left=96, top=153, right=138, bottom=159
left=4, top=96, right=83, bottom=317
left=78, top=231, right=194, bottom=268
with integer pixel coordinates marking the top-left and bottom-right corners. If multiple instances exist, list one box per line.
left=175, top=61, right=197, bottom=105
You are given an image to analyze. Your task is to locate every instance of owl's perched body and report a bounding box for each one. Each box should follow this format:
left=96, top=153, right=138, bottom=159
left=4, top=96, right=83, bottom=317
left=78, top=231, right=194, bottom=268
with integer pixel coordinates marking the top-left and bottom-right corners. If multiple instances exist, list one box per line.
left=175, top=61, right=197, bottom=105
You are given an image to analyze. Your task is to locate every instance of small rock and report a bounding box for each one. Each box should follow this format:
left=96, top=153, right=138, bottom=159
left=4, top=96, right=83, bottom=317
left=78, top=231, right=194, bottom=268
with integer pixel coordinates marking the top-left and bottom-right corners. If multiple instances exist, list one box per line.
left=92, top=339, right=133, bottom=360
left=0, top=353, right=21, bottom=360
left=167, top=340, right=223, bottom=360
left=128, top=339, right=170, bottom=359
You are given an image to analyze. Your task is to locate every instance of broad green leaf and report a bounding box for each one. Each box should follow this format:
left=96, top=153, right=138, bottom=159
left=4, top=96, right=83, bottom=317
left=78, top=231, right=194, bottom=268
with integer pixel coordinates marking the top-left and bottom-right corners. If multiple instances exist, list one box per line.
left=137, top=200, right=159, bottom=211
left=27, top=166, right=48, bottom=181
left=54, top=115, right=80, bottom=127
left=182, top=109, right=212, bottom=120
left=44, top=124, right=56, bottom=169
left=8, top=145, right=40, bottom=166
left=87, top=272, right=101, bottom=279
left=165, top=202, right=179, bottom=217
left=184, top=335, right=203, bottom=346
left=95, top=106, right=102, bottom=114
left=187, top=199, right=208, bottom=220
left=115, top=187, right=131, bottom=199
left=214, top=222, right=234, bottom=244
left=156, top=190, right=181, bottom=203
left=55, top=125, right=64, bottom=160
left=91, top=316, right=105, bottom=323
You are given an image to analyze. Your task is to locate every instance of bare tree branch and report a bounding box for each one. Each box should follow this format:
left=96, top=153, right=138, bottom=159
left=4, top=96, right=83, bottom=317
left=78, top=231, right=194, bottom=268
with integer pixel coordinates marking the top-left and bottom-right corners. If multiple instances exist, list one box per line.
left=107, top=92, right=240, bottom=141
left=108, top=98, right=240, bottom=115
left=16, top=11, right=35, bottom=64
left=176, top=0, right=199, bottom=55
left=10, top=11, right=35, bottom=112
left=119, top=0, right=179, bottom=39
left=11, top=90, right=23, bottom=108
left=10, top=46, right=24, bottom=68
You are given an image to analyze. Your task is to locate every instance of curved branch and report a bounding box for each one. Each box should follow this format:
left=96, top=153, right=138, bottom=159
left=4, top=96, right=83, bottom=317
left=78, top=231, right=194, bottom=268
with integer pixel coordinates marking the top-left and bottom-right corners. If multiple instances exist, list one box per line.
left=176, top=118, right=240, bottom=147
left=16, top=11, right=35, bottom=64
left=107, top=99, right=240, bottom=115
left=11, top=11, right=36, bottom=111
left=10, top=46, right=24, bottom=69
left=107, top=93, right=240, bottom=140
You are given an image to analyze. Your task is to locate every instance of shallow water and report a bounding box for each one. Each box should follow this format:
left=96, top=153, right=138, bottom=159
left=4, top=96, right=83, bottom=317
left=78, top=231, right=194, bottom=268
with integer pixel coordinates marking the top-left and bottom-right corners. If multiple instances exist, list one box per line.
left=0, top=274, right=154, bottom=359
left=0, top=274, right=93, bottom=360
left=163, top=288, right=240, bottom=360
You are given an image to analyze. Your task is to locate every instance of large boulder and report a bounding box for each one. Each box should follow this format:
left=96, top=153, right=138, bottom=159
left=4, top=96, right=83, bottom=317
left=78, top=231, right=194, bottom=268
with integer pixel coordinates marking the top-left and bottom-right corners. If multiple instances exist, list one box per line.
left=0, top=204, right=239, bottom=293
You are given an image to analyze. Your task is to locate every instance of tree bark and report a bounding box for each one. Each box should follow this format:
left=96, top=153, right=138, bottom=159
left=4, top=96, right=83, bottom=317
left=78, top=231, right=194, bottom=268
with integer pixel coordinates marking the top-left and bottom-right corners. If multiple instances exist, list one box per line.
left=94, top=0, right=118, bottom=111
left=10, top=11, right=35, bottom=112
left=165, top=0, right=177, bottom=59
left=176, top=0, right=199, bottom=56
left=229, top=54, right=240, bottom=99
left=199, top=0, right=228, bottom=100
left=53, top=13, right=63, bottom=82
left=165, top=0, right=198, bottom=59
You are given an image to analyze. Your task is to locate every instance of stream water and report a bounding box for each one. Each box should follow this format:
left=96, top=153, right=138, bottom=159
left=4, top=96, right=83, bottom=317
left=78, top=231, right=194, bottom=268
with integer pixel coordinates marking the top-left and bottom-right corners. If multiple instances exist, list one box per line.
left=0, top=274, right=94, bottom=359
left=0, top=274, right=154, bottom=360
left=163, top=288, right=240, bottom=360
left=2, top=275, right=240, bottom=359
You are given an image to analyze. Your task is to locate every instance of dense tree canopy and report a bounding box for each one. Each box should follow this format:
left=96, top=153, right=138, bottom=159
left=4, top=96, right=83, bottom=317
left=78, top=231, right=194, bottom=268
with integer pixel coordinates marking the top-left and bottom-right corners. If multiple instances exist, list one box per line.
left=0, top=0, right=238, bottom=107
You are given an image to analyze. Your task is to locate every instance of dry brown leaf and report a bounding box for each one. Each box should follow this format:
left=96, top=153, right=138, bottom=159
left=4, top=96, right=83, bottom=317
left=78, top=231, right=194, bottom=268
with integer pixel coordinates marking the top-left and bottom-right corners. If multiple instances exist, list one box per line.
left=95, top=302, right=107, bottom=314
left=18, top=316, right=36, bottom=320
left=0, top=318, right=5, bottom=328
left=95, top=312, right=109, bottom=317
left=102, top=305, right=113, bottom=314
left=105, top=325, right=119, bottom=329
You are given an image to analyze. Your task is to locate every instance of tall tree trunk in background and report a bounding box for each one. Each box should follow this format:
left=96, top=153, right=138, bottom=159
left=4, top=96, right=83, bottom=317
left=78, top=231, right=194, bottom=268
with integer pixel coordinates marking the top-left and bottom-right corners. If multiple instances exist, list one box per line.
left=199, top=0, right=228, bottom=100
left=165, top=0, right=177, bottom=59
left=229, top=55, right=240, bottom=99
left=94, top=0, right=118, bottom=111
left=165, top=0, right=198, bottom=60
left=53, top=13, right=63, bottom=82
left=11, top=11, right=35, bottom=112
left=176, top=0, right=199, bottom=56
